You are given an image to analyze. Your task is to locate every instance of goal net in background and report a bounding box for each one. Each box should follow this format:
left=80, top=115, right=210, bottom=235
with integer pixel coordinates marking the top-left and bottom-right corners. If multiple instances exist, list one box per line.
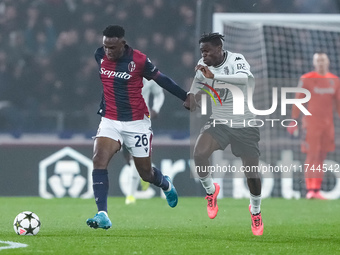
left=211, top=14, right=340, bottom=199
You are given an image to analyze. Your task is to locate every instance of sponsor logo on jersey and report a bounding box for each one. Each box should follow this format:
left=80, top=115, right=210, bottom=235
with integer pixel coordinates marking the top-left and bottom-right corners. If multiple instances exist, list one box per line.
left=237, top=63, right=247, bottom=70
left=100, top=68, right=132, bottom=79
left=314, top=87, right=335, bottom=94
left=235, top=57, right=243, bottom=61
left=128, top=61, right=136, bottom=72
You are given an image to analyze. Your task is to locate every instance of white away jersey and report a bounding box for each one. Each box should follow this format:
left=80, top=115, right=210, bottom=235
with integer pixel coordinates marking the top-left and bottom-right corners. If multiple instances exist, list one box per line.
left=190, top=51, right=256, bottom=128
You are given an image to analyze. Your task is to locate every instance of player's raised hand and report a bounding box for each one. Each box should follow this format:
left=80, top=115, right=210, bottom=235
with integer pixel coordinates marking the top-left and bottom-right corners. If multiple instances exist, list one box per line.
left=183, top=93, right=197, bottom=111
left=195, top=65, right=214, bottom=79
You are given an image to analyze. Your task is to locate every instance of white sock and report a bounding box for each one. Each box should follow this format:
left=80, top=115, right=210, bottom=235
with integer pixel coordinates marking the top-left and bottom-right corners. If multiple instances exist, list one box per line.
left=199, top=174, right=215, bottom=194
left=98, top=211, right=108, bottom=216
left=250, top=193, right=261, bottom=215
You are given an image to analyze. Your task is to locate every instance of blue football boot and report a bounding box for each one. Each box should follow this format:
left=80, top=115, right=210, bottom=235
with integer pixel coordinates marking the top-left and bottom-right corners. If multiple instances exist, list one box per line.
left=86, top=211, right=112, bottom=230
left=163, top=176, right=178, bottom=208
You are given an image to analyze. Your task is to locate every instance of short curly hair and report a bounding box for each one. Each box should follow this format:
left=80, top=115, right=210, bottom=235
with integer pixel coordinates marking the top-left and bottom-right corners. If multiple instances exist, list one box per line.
left=199, top=32, right=224, bottom=46
left=103, top=25, right=125, bottom=38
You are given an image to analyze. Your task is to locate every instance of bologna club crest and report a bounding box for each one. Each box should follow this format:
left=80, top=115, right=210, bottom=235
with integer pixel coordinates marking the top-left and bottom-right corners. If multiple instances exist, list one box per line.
left=128, top=61, right=136, bottom=72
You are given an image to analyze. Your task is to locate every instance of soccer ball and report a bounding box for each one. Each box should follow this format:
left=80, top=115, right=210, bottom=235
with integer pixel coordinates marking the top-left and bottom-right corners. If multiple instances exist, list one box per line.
left=13, top=211, right=41, bottom=236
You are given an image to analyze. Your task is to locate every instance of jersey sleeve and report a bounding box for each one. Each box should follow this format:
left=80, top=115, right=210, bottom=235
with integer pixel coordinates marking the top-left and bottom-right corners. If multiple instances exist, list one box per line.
left=189, top=59, right=205, bottom=94
left=189, top=76, right=205, bottom=94
left=194, top=59, right=206, bottom=81
left=297, top=73, right=309, bottom=89
left=297, top=78, right=304, bottom=88
left=142, top=57, right=159, bottom=80
left=94, top=47, right=105, bottom=66
left=295, top=77, right=308, bottom=99
left=232, top=53, right=252, bottom=77
left=336, top=78, right=340, bottom=101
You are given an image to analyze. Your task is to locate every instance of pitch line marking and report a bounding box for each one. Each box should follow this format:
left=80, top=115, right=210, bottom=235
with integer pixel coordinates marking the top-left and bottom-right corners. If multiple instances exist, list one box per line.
left=0, top=241, right=28, bottom=251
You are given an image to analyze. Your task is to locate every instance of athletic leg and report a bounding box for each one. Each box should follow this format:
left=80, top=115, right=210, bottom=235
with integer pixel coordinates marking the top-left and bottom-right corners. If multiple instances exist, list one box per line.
left=304, top=151, right=327, bottom=199
left=242, top=156, right=263, bottom=236
left=86, top=137, right=120, bottom=229
left=303, top=127, right=327, bottom=199
left=313, top=151, right=328, bottom=199
left=134, top=156, right=178, bottom=208
left=194, top=132, right=221, bottom=219
left=194, top=132, right=220, bottom=194
left=242, top=157, right=261, bottom=211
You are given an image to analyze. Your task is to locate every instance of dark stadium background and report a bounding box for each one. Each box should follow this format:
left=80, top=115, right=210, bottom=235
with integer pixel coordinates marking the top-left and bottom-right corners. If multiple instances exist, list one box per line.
left=1, top=0, right=340, bottom=197
left=2, top=0, right=340, bottom=135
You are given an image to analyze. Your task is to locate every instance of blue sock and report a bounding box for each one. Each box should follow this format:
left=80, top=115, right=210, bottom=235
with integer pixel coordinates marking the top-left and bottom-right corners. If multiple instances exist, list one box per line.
left=92, top=169, right=109, bottom=212
left=151, top=167, right=169, bottom=191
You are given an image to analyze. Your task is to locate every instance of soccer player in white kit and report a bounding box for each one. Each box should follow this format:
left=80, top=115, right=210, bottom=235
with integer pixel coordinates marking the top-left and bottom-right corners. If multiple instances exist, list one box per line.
left=185, top=33, right=263, bottom=235
left=125, top=78, right=165, bottom=204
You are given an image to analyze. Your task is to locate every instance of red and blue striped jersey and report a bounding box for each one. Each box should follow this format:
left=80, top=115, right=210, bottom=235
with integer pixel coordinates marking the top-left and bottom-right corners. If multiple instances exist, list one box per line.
left=95, top=45, right=159, bottom=121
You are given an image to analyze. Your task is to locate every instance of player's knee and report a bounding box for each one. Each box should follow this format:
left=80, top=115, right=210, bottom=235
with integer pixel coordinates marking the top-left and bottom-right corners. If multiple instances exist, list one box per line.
left=92, top=153, right=108, bottom=169
left=193, top=148, right=210, bottom=163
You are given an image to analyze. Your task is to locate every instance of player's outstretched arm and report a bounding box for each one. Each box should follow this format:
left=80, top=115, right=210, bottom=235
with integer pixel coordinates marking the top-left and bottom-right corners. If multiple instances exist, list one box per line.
left=153, top=72, right=196, bottom=111
left=153, top=72, right=187, bottom=101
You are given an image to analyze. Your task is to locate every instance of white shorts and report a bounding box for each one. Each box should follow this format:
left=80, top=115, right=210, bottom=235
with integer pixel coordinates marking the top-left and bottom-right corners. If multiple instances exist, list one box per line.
left=95, top=116, right=153, bottom=158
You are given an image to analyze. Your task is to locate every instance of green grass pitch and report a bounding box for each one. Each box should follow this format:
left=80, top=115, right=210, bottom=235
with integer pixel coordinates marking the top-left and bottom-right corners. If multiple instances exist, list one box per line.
left=1, top=197, right=340, bottom=254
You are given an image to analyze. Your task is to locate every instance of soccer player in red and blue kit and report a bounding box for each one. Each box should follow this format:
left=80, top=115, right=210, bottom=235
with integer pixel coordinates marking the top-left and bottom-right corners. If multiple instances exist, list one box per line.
left=86, top=25, right=193, bottom=229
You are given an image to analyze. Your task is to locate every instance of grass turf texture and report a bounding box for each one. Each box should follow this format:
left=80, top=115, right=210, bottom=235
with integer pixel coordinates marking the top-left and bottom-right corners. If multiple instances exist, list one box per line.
left=0, top=197, right=340, bottom=255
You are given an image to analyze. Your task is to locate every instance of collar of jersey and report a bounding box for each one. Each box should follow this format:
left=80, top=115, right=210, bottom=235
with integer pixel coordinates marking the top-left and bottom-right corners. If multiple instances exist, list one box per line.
left=213, top=51, right=228, bottom=68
